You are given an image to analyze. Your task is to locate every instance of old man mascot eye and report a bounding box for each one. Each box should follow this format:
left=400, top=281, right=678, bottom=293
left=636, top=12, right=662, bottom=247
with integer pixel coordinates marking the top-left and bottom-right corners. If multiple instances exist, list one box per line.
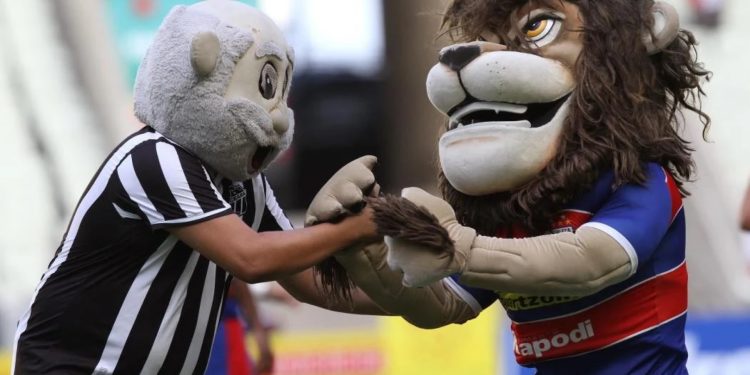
left=306, top=0, right=710, bottom=373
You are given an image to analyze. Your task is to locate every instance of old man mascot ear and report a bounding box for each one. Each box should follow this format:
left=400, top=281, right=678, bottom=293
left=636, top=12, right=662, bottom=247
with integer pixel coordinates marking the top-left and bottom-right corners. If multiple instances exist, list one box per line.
left=306, top=0, right=710, bottom=373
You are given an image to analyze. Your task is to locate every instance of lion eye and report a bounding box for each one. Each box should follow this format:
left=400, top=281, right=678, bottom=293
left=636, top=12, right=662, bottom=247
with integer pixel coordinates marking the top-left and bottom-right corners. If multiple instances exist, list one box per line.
left=523, top=16, right=561, bottom=47
left=259, top=62, right=278, bottom=100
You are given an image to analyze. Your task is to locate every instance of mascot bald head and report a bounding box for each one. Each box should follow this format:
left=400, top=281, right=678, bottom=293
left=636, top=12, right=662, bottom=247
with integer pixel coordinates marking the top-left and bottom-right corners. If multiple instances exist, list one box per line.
left=134, top=0, right=295, bottom=182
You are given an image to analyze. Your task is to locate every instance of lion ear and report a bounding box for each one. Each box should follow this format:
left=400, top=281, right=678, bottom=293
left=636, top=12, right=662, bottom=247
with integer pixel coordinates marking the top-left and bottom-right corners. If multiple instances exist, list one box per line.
left=644, top=1, right=680, bottom=55
left=190, top=31, right=221, bottom=77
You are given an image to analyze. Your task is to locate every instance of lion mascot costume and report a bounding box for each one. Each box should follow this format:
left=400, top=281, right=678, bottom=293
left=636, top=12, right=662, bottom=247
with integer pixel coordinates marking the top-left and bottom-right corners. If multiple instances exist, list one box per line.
left=306, top=0, right=710, bottom=373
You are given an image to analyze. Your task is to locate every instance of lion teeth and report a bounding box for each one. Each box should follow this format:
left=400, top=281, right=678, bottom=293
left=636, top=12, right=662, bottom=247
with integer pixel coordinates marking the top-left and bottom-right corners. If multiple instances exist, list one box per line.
left=451, top=101, right=527, bottom=122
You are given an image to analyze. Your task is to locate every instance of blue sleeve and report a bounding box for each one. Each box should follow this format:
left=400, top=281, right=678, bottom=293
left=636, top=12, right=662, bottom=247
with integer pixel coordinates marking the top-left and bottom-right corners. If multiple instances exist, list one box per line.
left=446, top=275, right=497, bottom=312
left=582, top=164, right=678, bottom=272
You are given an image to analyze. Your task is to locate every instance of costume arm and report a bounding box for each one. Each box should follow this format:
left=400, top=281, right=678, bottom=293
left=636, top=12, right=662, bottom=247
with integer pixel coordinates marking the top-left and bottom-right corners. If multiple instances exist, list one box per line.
left=383, top=188, right=636, bottom=297
left=335, top=241, right=479, bottom=329
left=459, top=226, right=632, bottom=296
left=277, top=268, right=389, bottom=315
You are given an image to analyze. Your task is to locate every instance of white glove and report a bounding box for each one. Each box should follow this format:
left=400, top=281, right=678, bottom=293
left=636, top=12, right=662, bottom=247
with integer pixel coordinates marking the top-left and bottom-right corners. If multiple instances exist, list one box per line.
left=305, top=155, right=378, bottom=226
left=385, top=187, right=476, bottom=287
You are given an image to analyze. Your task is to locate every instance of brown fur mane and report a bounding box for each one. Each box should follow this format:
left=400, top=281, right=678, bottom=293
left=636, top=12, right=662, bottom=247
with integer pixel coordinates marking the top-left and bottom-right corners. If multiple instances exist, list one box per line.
left=440, top=0, right=711, bottom=234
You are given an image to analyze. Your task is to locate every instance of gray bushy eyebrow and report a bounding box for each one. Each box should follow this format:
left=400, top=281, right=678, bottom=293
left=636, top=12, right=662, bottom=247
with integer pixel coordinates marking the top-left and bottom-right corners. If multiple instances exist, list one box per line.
left=255, top=41, right=285, bottom=61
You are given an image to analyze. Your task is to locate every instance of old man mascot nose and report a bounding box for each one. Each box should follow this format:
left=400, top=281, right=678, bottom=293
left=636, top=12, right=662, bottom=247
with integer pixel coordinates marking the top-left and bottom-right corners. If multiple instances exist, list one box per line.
left=307, top=0, right=710, bottom=374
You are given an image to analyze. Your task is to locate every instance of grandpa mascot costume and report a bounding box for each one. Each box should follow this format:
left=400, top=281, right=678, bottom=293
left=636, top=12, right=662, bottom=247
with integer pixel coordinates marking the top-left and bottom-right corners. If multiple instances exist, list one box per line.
left=11, top=1, right=380, bottom=373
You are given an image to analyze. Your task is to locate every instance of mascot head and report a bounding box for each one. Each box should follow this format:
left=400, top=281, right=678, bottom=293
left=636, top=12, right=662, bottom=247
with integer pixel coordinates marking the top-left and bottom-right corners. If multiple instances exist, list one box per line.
left=134, top=0, right=294, bottom=182
left=428, top=0, right=710, bottom=233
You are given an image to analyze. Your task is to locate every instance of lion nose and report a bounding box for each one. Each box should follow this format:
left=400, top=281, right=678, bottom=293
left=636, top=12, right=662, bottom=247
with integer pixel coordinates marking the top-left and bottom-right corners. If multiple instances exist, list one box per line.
left=439, top=44, right=481, bottom=72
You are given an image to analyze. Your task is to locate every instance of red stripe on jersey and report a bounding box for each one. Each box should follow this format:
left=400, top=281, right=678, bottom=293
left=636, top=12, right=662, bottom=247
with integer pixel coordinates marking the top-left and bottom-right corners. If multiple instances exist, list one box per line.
left=663, top=168, right=683, bottom=221
left=496, top=224, right=531, bottom=239
left=512, top=262, right=687, bottom=365
left=223, top=318, right=254, bottom=375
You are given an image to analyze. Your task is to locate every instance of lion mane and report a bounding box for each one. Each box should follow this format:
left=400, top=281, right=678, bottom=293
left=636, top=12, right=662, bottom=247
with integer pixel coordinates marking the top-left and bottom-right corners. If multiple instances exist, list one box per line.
left=439, top=0, right=711, bottom=234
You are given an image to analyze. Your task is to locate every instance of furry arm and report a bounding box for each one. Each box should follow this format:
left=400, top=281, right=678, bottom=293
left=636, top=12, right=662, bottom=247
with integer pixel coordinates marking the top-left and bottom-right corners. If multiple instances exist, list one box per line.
left=384, top=188, right=633, bottom=296
left=335, top=241, right=479, bottom=329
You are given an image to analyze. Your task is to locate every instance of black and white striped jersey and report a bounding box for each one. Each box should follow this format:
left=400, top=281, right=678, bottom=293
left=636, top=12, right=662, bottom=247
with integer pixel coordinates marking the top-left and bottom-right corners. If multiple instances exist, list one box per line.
left=12, top=127, right=293, bottom=375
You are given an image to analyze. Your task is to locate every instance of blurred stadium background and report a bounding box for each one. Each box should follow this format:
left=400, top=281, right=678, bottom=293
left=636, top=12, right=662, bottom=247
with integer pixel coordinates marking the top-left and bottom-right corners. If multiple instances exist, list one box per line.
left=0, top=0, right=748, bottom=374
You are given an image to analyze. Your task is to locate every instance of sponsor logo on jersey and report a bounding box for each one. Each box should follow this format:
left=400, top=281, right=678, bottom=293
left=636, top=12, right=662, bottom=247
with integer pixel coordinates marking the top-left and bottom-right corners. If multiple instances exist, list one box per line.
left=511, top=262, right=688, bottom=365
left=498, top=293, right=581, bottom=311
left=515, top=320, right=595, bottom=359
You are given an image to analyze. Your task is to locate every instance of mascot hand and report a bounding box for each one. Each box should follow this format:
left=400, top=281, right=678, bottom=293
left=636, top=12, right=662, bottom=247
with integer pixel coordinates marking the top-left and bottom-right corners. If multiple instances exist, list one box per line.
left=305, top=155, right=379, bottom=226
left=384, top=188, right=476, bottom=287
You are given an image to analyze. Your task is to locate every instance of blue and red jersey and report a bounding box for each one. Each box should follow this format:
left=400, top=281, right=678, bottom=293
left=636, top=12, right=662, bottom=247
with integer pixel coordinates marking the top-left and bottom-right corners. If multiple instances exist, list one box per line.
left=453, top=163, right=688, bottom=374
left=205, top=298, right=256, bottom=375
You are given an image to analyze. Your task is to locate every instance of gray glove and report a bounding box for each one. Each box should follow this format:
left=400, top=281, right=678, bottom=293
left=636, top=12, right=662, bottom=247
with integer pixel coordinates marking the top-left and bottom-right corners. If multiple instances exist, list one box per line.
left=305, top=155, right=379, bottom=226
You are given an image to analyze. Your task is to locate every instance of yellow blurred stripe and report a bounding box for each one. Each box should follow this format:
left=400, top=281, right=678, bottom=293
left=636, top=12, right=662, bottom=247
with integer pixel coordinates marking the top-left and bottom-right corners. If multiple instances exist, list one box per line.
left=0, top=350, right=11, bottom=375
left=244, top=307, right=501, bottom=375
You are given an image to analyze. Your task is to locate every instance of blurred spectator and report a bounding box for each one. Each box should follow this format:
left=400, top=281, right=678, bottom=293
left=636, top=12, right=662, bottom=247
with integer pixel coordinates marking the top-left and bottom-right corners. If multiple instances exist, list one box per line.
left=206, top=279, right=274, bottom=375
left=741, top=181, right=750, bottom=231
left=688, top=0, right=726, bottom=28
left=741, top=181, right=750, bottom=275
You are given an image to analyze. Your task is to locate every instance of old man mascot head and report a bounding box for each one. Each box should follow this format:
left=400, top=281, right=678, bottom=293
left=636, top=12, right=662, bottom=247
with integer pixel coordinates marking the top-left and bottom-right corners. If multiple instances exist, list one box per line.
left=308, top=0, right=709, bottom=372
left=135, top=0, right=294, bottom=182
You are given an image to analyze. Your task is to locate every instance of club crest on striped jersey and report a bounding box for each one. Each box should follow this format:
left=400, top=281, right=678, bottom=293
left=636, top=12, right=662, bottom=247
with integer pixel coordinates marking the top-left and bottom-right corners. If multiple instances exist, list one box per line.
left=228, top=182, right=248, bottom=217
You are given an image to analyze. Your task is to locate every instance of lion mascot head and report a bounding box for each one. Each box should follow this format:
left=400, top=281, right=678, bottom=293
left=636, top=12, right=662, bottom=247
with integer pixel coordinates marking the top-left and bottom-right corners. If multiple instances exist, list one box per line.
left=428, top=0, right=710, bottom=234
